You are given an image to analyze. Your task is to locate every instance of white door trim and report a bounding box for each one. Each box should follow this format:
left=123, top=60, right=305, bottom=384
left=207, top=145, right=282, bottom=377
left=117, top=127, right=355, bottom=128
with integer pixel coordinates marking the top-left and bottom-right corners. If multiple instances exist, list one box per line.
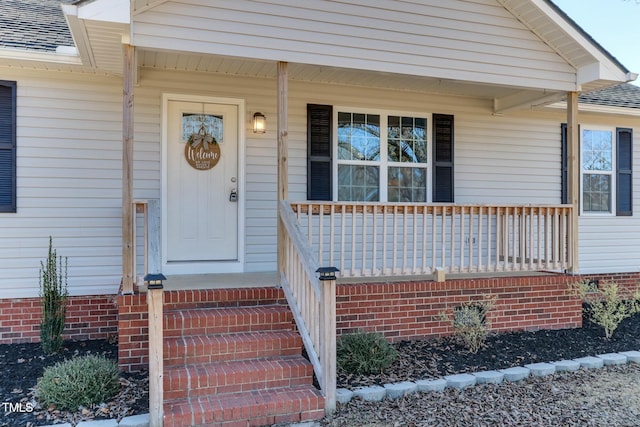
left=161, top=93, right=246, bottom=275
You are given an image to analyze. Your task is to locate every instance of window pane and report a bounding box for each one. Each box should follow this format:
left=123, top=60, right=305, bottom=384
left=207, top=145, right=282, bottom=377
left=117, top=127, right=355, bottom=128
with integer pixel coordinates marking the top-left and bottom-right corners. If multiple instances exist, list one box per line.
left=182, top=113, right=223, bottom=143
left=338, top=112, right=380, bottom=161
left=388, top=166, right=426, bottom=202
left=583, top=174, right=611, bottom=212
left=338, top=165, right=379, bottom=201
left=388, top=116, right=427, bottom=164
left=582, top=129, right=612, bottom=171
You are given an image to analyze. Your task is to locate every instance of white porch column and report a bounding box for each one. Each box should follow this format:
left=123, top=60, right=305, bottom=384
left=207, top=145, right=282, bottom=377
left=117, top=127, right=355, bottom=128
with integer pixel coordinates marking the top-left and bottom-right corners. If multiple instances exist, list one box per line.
left=277, top=61, right=289, bottom=277
left=122, top=44, right=135, bottom=294
left=567, top=91, right=579, bottom=273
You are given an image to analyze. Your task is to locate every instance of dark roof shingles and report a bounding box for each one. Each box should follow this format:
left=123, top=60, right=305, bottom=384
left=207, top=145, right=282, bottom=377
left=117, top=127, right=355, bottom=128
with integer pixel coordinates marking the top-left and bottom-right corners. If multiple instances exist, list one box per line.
left=579, top=84, right=640, bottom=109
left=0, top=0, right=75, bottom=52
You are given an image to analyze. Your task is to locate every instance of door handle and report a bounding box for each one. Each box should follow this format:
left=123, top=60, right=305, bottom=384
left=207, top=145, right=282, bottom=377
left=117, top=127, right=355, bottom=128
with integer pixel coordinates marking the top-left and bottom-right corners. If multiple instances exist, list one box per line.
left=229, top=188, right=238, bottom=202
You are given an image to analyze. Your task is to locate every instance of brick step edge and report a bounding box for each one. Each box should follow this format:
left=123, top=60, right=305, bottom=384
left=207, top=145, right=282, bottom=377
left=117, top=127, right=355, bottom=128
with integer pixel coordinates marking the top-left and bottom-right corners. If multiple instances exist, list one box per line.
left=164, top=330, right=302, bottom=366
left=163, top=385, right=325, bottom=427
left=163, top=305, right=294, bottom=337
left=162, top=288, right=286, bottom=311
left=164, top=356, right=314, bottom=399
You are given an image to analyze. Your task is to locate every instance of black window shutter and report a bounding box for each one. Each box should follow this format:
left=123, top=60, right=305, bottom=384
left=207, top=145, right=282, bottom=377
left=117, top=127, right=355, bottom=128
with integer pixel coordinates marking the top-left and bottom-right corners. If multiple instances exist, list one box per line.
left=616, top=127, right=633, bottom=216
left=432, top=114, right=454, bottom=202
left=0, top=81, right=16, bottom=213
left=307, top=104, right=332, bottom=200
left=561, top=123, right=568, bottom=204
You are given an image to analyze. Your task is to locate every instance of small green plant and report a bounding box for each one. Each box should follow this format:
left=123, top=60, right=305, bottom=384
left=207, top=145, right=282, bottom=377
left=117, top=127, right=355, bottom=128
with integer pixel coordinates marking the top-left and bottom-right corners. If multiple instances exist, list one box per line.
left=439, top=295, right=497, bottom=353
left=36, top=354, right=120, bottom=411
left=337, top=331, right=397, bottom=375
left=570, top=280, right=640, bottom=339
left=39, top=236, right=68, bottom=354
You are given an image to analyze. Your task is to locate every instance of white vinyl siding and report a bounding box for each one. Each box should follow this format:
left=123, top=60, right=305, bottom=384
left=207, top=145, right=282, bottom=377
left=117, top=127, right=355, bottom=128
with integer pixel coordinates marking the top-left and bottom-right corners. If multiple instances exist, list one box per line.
left=0, top=70, right=124, bottom=298
left=132, top=0, right=576, bottom=91
left=577, top=117, right=640, bottom=274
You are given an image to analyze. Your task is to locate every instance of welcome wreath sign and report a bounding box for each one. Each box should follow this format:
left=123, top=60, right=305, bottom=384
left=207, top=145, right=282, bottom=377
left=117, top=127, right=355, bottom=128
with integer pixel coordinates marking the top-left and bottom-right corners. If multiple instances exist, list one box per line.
left=185, top=123, right=220, bottom=170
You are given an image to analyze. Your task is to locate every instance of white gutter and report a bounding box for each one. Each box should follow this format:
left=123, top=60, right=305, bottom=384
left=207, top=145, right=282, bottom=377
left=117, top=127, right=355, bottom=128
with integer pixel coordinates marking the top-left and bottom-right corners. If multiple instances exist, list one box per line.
left=0, top=48, right=82, bottom=65
left=546, top=100, right=640, bottom=117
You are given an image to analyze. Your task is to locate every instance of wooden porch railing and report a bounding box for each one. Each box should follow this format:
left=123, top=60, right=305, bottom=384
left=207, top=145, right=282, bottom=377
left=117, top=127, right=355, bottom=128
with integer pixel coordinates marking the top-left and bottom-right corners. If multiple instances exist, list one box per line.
left=278, top=200, right=336, bottom=414
left=290, top=202, right=573, bottom=277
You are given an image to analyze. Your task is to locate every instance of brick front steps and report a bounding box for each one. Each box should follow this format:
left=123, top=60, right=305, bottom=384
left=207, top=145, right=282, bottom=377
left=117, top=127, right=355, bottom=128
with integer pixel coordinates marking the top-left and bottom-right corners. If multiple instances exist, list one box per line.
left=158, top=288, right=325, bottom=427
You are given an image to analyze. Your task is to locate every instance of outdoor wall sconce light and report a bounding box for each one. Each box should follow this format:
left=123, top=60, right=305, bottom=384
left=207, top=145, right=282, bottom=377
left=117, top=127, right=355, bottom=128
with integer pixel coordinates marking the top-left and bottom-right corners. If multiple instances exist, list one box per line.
left=144, top=273, right=167, bottom=290
left=253, top=112, right=266, bottom=134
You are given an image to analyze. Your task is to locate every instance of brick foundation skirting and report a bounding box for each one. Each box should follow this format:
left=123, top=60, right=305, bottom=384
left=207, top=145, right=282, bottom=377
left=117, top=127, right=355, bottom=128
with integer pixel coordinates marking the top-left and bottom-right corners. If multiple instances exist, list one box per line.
left=335, top=274, right=589, bottom=342
left=3, top=272, right=639, bottom=372
left=0, top=295, right=118, bottom=344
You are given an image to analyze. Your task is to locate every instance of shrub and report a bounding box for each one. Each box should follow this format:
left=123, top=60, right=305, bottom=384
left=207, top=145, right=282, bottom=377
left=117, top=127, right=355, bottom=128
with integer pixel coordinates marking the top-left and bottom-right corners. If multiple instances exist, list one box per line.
left=337, top=332, right=397, bottom=375
left=39, top=236, right=68, bottom=354
left=570, top=280, right=640, bottom=339
left=36, top=355, right=120, bottom=411
left=440, top=295, right=497, bottom=353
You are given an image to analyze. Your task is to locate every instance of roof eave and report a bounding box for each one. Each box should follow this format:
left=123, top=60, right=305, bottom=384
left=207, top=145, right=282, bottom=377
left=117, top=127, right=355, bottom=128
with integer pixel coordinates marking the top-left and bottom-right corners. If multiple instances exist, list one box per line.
left=499, top=0, right=636, bottom=91
left=546, top=100, right=640, bottom=117
left=0, top=48, right=82, bottom=65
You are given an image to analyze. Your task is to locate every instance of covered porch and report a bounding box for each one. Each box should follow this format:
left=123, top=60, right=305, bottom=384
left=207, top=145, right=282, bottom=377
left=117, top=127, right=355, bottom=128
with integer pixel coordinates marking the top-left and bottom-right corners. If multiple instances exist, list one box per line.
left=61, top=0, right=636, bottom=424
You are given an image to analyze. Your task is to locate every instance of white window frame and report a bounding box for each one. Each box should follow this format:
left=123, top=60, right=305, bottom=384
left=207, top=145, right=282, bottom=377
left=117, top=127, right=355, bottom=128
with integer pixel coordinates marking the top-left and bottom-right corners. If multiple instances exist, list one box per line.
left=332, top=107, right=433, bottom=203
left=580, top=125, right=616, bottom=216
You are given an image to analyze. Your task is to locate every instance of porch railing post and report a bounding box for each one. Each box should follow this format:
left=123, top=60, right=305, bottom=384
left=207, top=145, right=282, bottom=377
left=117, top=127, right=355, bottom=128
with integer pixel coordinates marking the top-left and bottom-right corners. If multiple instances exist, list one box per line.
left=317, top=267, right=337, bottom=414
left=277, top=61, right=289, bottom=280
left=567, top=91, right=579, bottom=273
left=147, top=278, right=165, bottom=427
left=122, top=43, right=135, bottom=295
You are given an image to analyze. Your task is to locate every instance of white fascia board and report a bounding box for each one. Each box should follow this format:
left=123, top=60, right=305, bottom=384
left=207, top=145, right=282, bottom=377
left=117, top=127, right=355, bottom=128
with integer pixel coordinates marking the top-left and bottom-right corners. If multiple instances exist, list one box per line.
left=61, top=4, right=95, bottom=67
left=77, top=0, right=130, bottom=24
left=546, top=101, right=640, bottom=117
left=0, top=48, right=82, bottom=65
left=577, top=62, right=636, bottom=88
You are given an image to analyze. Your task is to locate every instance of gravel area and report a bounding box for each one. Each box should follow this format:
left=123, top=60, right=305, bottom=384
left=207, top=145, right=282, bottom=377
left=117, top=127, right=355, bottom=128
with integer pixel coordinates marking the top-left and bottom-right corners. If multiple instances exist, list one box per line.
left=322, top=363, right=640, bottom=427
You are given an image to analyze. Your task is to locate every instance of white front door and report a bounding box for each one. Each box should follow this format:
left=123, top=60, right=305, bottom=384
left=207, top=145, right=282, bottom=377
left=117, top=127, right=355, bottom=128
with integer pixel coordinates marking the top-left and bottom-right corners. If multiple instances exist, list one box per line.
left=166, top=100, right=239, bottom=262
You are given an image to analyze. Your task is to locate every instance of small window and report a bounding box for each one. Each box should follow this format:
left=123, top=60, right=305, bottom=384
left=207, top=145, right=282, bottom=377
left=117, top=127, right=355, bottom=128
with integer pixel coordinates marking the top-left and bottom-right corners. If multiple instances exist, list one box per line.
left=581, top=128, right=614, bottom=214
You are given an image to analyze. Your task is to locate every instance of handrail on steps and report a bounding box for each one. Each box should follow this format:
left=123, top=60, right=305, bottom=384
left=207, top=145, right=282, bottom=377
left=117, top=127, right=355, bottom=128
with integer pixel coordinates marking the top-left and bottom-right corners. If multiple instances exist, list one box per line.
left=278, top=200, right=337, bottom=414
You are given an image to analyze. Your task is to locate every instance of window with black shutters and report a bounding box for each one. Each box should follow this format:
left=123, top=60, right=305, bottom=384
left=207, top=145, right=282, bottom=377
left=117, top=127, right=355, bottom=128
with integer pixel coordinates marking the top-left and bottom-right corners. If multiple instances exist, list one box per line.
left=0, top=81, right=16, bottom=213
left=307, top=104, right=454, bottom=203
left=562, top=123, right=632, bottom=216
left=307, top=104, right=333, bottom=200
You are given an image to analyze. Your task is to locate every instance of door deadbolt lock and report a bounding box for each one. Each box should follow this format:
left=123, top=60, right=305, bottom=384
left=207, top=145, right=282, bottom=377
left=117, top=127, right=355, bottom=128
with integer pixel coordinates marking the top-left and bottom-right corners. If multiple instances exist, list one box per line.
left=229, top=189, right=238, bottom=202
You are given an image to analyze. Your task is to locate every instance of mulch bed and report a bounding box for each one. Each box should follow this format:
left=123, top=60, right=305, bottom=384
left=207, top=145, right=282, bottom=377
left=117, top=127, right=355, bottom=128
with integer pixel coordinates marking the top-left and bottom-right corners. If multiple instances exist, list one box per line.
left=338, top=308, right=640, bottom=388
left=1, top=309, right=639, bottom=426
left=0, top=339, right=148, bottom=427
